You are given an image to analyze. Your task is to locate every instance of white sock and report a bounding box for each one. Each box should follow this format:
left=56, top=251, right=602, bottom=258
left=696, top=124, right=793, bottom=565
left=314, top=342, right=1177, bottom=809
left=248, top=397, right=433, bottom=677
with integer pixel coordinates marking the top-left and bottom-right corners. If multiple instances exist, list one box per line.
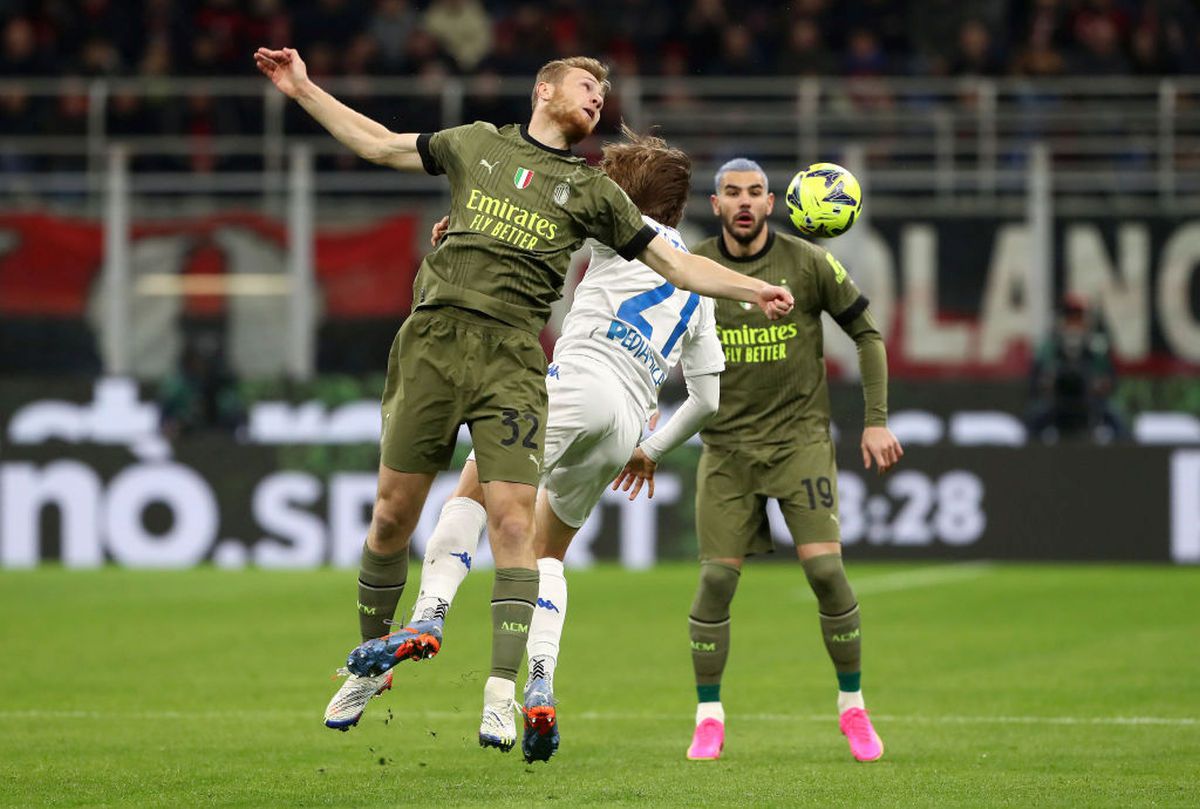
left=838, top=690, right=866, bottom=713
left=525, top=557, right=567, bottom=688
left=696, top=702, right=725, bottom=725
left=411, top=497, right=486, bottom=621
left=484, top=675, right=516, bottom=705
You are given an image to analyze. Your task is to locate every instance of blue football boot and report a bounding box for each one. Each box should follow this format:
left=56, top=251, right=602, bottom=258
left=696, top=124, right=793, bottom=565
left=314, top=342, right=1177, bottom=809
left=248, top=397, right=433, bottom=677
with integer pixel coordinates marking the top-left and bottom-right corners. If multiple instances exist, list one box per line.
left=521, top=676, right=559, bottom=763
left=346, top=619, right=443, bottom=677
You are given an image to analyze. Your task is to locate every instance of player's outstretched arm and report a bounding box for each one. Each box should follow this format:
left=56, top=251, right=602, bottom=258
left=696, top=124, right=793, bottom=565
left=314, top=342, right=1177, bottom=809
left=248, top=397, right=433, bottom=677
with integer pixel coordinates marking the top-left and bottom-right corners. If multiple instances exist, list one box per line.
left=254, top=47, right=423, bottom=171
left=638, top=237, right=793, bottom=320
left=612, top=372, right=720, bottom=501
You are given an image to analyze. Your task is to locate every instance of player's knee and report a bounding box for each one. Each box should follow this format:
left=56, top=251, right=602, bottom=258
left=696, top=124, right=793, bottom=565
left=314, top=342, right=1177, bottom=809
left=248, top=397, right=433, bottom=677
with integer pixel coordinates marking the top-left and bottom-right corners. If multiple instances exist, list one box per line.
left=800, top=553, right=856, bottom=614
left=489, top=509, right=534, bottom=551
left=691, top=560, right=741, bottom=622
left=369, top=496, right=419, bottom=550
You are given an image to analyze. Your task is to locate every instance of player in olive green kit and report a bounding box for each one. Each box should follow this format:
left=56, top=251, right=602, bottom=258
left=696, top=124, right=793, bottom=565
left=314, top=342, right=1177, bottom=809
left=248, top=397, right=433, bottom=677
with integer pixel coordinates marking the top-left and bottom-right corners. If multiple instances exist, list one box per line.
left=683, top=159, right=903, bottom=763
left=253, top=49, right=794, bottom=752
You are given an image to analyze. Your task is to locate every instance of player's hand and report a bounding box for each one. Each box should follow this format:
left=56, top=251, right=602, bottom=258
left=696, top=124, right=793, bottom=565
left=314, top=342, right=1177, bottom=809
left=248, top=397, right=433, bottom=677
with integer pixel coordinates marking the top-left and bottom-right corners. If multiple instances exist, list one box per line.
left=756, top=284, right=794, bottom=320
left=254, top=47, right=309, bottom=99
left=612, top=447, right=657, bottom=501
left=430, top=215, right=450, bottom=247
left=861, top=425, right=903, bottom=474
left=647, top=409, right=660, bottom=431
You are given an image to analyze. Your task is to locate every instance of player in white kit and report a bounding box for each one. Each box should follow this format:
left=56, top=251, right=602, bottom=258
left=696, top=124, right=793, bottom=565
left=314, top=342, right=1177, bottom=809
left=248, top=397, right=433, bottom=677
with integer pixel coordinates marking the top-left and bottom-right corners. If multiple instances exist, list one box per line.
left=391, top=129, right=723, bottom=762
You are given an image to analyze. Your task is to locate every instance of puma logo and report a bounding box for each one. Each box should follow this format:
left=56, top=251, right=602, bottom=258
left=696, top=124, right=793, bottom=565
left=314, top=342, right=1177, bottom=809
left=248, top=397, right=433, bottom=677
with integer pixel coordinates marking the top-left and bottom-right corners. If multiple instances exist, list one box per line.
left=479, top=158, right=498, bottom=174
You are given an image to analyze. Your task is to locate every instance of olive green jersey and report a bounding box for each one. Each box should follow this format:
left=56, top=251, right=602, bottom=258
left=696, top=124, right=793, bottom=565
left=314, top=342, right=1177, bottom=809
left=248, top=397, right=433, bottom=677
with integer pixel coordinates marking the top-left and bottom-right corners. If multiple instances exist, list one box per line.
left=415, top=122, right=657, bottom=334
left=693, top=229, right=883, bottom=448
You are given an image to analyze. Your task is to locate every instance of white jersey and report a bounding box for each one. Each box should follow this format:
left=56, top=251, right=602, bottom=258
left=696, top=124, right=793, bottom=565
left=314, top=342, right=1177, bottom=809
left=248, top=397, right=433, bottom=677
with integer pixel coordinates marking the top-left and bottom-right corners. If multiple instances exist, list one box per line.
left=553, top=215, right=726, bottom=412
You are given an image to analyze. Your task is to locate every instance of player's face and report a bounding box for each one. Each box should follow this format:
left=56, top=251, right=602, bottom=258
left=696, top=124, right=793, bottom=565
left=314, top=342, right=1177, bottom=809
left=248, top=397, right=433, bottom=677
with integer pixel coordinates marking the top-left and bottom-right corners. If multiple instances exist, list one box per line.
left=542, top=68, right=605, bottom=144
left=711, top=171, right=775, bottom=245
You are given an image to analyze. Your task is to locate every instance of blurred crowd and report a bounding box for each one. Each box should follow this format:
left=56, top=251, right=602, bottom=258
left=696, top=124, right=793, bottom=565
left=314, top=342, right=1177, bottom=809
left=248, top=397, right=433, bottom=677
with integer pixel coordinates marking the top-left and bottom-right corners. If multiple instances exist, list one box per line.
left=2, top=0, right=1199, bottom=83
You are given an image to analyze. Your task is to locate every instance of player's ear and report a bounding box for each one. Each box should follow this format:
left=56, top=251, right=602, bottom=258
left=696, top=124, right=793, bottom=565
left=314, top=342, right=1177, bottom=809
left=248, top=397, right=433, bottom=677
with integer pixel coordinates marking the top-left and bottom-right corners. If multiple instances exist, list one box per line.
left=765, top=191, right=775, bottom=215
left=535, top=81, right=554, bottom=104
left=710, top=194, right=720, bottom=215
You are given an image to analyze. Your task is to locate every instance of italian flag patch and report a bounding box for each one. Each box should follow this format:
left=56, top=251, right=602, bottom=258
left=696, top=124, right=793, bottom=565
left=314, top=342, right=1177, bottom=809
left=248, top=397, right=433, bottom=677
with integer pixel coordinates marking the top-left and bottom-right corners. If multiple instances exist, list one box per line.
left=513, top=167, right=534, bottom=189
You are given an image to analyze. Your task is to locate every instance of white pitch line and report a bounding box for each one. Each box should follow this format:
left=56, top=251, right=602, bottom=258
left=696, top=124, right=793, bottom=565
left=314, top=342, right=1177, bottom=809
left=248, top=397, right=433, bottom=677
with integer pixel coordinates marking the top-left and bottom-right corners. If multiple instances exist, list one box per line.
left=847, top=562, right=995, bottom=597
left=0, top=709, right=1194, bottom=727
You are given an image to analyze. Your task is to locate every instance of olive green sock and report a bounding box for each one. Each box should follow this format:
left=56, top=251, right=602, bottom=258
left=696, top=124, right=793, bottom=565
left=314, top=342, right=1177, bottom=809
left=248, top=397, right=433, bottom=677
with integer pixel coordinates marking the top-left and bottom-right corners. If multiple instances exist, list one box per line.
left=801, top=553, right=861, bottom=676
left=689, top=560, right=740, bottom=689
left=490, top=567, right=538, bottom=680
left=357, top=544, right=409, bottom=642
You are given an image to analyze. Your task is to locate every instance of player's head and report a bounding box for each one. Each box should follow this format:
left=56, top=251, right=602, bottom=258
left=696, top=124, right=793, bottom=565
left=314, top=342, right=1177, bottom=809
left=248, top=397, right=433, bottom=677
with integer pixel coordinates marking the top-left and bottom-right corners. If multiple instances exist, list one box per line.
left=711, top=157, right=774, bottom=245
left=530, top=57, right=610, bottom=145
left=599, top=124, right=692, bottom=228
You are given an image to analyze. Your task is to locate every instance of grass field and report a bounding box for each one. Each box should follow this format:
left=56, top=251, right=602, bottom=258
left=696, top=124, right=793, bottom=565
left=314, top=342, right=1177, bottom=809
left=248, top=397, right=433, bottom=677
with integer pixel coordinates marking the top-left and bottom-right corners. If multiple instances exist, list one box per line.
left=2, top=562, right=1198, bottom=807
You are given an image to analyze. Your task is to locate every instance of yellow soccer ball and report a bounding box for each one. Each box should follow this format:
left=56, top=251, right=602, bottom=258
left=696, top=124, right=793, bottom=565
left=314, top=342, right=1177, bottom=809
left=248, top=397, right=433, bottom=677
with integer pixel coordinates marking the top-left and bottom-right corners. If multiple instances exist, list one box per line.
left=785, top=162, right=863, bottom=238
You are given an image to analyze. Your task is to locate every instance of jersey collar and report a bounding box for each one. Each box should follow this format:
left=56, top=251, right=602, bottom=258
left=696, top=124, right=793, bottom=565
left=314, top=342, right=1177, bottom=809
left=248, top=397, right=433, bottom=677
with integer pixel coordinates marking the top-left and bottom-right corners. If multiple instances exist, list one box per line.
left=520, top=125, right=575, bottom=157
left=718, top=227, right=775, bottom=263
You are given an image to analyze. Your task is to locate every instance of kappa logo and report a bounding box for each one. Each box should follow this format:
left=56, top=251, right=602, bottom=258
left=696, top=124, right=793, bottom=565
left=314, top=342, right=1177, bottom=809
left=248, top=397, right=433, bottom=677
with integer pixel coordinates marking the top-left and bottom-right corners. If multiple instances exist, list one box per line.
left=479, top=158, right=498, bottom=174
left=450, top=551, right=472, bottom=570
left=547, top=363, right=560, bottom=379
left=536, top=597, right=560, bottom=613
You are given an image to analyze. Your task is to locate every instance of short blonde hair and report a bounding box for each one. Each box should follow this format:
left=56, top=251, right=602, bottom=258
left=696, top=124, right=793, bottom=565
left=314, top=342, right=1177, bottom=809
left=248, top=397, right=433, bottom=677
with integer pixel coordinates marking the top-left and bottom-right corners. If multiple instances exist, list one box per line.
left=531, top=57, right=611, bottom=109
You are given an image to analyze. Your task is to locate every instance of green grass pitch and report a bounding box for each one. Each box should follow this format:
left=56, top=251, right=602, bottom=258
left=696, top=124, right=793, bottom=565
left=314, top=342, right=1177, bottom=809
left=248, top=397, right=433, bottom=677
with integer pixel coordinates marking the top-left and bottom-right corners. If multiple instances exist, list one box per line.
left=2, top=563, right=1198, bottom=807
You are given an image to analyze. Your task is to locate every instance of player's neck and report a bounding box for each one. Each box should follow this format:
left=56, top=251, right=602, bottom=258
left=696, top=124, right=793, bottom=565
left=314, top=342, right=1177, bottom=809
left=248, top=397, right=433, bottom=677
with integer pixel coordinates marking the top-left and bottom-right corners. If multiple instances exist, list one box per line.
left=720, top=226, right=772, bottom=259
left=525, top=113, right=572, bottom=152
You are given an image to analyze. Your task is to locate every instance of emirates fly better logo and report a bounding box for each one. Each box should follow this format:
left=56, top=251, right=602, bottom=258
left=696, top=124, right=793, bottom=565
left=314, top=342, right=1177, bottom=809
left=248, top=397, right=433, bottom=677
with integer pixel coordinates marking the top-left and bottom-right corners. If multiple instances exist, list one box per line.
left=513, top=167, right=534, bottom=189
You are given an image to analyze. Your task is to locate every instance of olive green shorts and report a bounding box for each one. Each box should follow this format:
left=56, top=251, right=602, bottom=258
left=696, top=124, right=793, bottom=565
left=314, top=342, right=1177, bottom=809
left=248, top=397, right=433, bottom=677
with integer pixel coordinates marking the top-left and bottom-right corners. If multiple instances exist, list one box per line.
left=696, top=440, right=840, bottom=559
left=380, top=306, right=547, bottom=487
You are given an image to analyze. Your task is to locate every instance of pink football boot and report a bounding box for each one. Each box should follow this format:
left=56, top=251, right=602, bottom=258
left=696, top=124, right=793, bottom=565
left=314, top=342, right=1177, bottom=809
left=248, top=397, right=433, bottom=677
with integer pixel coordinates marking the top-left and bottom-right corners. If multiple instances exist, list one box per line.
left=839, top=707, right=884, bottom=762
left=686, top=718, right=725, bottom=760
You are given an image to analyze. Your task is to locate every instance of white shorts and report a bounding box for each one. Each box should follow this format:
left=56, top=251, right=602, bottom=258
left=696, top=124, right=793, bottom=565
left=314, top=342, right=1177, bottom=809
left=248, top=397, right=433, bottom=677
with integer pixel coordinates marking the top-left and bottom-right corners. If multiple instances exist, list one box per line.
left=465, top=356, right=647, bottom=527
left=540, top=355, right=647, bottom=528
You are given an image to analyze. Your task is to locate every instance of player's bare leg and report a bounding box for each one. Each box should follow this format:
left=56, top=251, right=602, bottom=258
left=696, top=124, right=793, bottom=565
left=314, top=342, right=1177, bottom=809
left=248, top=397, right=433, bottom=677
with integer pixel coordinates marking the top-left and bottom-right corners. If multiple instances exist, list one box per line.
left=326, top=466, right=434, bottom=729
left=797, top=541, right=882, bottom=762
left=686, top=556, right=741, bottom=760
left=478, top=480, right=539, bottom=752
left=521, top=490, right=577, bottom=762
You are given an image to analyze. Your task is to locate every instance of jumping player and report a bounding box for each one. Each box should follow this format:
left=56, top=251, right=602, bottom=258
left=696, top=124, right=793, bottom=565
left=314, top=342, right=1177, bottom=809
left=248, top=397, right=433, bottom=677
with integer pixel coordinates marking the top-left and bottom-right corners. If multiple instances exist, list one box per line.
left=683, top=158, right=902, bottom=763
left=254, top=47, right=793, bottom=752
left=393, top=127, right=725, bottom=763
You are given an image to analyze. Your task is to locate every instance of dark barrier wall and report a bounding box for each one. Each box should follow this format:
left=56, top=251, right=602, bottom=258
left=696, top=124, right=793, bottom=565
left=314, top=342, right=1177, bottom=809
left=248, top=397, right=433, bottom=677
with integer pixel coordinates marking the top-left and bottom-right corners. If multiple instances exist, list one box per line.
left=2, top=432, right=1197, bottom=568
left=4, top=213, right=1200, bottom=376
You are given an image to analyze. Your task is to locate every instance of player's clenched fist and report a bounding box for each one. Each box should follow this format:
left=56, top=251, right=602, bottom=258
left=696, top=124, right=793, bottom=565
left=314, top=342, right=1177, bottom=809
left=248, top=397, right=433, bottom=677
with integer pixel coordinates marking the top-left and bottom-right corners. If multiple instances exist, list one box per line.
left=254, top=47, right=309, bottom=99
left=757, top=284, right=793, bottom=319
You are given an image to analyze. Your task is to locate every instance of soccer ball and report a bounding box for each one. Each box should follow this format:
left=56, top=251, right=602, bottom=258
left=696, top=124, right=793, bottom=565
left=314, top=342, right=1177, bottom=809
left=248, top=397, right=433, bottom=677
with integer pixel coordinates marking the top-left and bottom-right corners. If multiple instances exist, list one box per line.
left=785, top=162, right=863, bottom=238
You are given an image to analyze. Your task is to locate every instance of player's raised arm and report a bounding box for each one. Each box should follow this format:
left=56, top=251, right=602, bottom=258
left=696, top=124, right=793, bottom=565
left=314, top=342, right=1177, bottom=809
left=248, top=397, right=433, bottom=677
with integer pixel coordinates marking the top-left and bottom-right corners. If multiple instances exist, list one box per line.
left=254, top=47, right=423, bottom=171
left=638, top=236, right=794, bottom=320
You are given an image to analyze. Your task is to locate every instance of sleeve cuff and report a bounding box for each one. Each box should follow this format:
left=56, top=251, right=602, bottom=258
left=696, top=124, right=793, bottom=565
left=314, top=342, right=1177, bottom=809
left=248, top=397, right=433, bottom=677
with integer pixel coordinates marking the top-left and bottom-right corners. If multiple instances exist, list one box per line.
left=617, top=223, right=658, bottom=261
left=416, top=132, right=442, bottom=176
left=833, top=294, right=870, bottom=327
